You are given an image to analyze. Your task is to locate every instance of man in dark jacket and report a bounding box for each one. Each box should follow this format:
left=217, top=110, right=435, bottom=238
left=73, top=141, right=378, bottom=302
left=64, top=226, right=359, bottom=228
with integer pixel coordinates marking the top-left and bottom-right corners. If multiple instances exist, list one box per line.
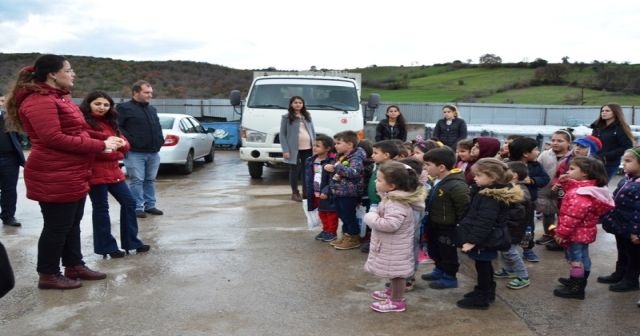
left=117, top=81, right=165, bottom=218
left=0, top=94, right=25, bottom=227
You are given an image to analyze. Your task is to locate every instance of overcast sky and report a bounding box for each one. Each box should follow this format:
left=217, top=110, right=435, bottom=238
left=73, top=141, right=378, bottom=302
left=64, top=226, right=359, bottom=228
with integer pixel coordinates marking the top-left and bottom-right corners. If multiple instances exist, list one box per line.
left=1, top=0, right=638, bottom=70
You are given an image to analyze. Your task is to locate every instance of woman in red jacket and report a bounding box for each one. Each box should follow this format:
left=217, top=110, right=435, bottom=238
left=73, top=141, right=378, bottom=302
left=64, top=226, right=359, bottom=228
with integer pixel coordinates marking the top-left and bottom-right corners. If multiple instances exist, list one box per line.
left=79, top=91, right=150, bottom=259
left=4, top=54, right=123, bottom=290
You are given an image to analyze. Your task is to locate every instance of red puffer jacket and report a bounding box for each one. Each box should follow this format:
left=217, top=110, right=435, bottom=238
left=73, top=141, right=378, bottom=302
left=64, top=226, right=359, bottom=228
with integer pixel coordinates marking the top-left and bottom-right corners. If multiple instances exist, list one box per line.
left=89, top=118, right=130, bottom=185
left=17, top=84, right=106, bottom=202
left=555, top=179, right=614, bottom=246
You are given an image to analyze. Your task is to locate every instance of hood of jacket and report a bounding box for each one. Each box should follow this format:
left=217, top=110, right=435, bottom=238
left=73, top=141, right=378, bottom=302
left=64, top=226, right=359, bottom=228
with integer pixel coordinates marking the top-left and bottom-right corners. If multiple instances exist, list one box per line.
left=383, top=184, right=427, bottom=211
left=14, top=82, right=69, bottom=107
left=567, top=179, right=615, bottom=208
left=473, top=137, right=501, bottom=159
left=478, top=183, right=525, bottom=205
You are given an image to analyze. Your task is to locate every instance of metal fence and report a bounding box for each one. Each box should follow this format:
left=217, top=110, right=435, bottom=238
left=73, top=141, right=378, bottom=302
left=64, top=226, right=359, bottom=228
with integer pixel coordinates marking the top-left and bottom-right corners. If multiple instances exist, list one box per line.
left=73, top=98, right=637, bottom=126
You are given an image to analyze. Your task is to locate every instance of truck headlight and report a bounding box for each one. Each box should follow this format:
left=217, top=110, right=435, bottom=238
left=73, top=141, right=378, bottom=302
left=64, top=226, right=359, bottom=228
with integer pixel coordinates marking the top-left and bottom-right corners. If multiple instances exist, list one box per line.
left=242, top=128, right=267, bottom=143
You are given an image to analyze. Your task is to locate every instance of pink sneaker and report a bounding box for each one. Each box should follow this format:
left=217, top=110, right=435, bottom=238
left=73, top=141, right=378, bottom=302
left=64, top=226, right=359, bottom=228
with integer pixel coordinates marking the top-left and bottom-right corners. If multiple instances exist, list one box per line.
left=370, top=298, right=406, bottom=313
left=371, top=288, right=391, bottom=300
left=418, top=250, right=435, bottom=264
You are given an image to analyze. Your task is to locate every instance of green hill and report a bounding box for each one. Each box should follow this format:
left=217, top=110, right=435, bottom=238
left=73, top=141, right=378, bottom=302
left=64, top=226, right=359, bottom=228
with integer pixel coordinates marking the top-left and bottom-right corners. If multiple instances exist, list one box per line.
left=2, top=53, right=639, bottom=105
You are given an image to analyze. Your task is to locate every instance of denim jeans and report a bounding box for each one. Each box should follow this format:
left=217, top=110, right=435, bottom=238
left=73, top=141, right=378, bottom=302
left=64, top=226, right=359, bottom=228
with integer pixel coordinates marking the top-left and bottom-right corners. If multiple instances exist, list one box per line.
left=335, top=196, right=359, bottom=235
left=565, top=243, right=591, bottom=271
left=0, top=154, right=20, bottom=221
left=89, top=181, right=144, bottom=254
left=500, top=244, right=529, bottom=278
left=37, top=198, right=86, bottom=274
left=124, top=152, right=160, bottom=211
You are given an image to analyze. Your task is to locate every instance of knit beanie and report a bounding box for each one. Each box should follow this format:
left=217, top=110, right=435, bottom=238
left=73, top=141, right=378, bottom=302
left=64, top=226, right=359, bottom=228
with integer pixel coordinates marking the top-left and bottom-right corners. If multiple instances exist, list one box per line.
left=574, top=135, right=603, bottom=155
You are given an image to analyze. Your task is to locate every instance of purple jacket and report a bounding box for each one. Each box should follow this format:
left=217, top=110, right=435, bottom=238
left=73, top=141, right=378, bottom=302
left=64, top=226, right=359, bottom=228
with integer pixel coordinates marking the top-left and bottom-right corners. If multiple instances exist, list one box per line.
left=329, top=147, right=366, bottom=197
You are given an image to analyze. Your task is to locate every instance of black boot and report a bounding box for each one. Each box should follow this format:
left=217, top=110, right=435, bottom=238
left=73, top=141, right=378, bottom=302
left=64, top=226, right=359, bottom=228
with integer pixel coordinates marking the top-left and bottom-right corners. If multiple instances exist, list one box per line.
left=457, top=289, right=491, bottom=310
left=554, top=277, right=585, bottom=299
left=597, top=262, right=625, bottom=284
left=558, top=270, right=589, bottom=287
left=609, top=277, right=640, bottom=292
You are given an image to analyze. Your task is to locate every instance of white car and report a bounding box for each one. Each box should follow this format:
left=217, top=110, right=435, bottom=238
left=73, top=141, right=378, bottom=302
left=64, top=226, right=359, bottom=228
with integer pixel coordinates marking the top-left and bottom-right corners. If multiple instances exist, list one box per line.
left=158, top=113, right=215, bottom=174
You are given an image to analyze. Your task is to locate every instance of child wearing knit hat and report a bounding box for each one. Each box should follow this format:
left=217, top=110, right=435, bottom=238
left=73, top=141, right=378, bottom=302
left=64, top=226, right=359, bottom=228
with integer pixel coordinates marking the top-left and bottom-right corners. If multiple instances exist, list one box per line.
left=573, top=135, right=603, bottom=158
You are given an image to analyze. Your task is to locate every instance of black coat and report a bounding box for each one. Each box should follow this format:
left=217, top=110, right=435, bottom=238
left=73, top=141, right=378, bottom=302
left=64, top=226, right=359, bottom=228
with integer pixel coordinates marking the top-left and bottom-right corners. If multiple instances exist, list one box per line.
left=433, top=118, right=467, bottom=149
left=375, top=119, right=407, bottom=142
left=117, top=100, right=164, bottom=153
left=591, top=121, right=634, bottom=167
left=456, top=183, right=524, bottom=250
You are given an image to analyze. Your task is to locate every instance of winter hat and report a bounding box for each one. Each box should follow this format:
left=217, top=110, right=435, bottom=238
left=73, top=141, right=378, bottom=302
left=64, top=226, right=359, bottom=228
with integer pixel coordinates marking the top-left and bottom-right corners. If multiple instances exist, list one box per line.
left=573, top=135, right=602, bottom=155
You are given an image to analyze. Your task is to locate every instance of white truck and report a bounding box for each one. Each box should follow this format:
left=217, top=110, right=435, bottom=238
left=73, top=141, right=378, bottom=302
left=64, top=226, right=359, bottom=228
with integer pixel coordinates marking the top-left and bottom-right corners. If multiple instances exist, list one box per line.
left=230, top=71, right=378, bottom=179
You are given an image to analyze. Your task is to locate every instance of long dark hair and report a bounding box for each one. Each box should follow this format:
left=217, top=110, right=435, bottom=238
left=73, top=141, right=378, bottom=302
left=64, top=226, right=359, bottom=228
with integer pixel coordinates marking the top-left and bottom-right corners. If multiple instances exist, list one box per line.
left=4, top=54, right=67, bottom=133
left=79, top=91, right=119, bottom=134
left=385, top=105, right=407, bottom=130
left=592, top=103, right=635, bottom=145
left=287, top=96, right=311, bottom=123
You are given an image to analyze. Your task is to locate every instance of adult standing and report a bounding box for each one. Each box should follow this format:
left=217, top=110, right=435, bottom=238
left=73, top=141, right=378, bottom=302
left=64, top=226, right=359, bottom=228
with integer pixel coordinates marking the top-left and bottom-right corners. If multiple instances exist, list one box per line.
left=117, top=80, right=165, bottom=218
left=4, top=54, right=122, bottom=289
left=432, top=104, right=467, bottom=149
left=375, top=105, right=407, bottom=142
left=80, top=91, right=150, bottom=258
left=0, top=94, right=25, bottom=227
left=590, top=103, right=635, bottom=180
left=280, top=96, right=316, bottom=202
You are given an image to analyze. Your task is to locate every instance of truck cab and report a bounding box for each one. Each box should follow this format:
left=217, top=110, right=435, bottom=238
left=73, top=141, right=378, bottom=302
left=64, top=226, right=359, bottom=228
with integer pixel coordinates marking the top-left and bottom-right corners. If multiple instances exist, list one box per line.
left=231, top=72, right=376, bottom=178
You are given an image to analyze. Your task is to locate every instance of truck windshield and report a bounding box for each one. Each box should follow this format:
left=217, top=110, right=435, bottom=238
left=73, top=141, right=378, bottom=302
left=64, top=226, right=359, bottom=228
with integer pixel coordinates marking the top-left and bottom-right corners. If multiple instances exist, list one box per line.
left=247, top=84, right=359, bottom=111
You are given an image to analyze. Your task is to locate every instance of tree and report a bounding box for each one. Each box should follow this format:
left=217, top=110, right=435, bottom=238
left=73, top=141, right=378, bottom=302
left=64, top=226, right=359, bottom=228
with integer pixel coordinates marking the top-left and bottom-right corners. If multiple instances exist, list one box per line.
left=529, top=58, right=548, bottom=68
left=479, top=54, right=502, bottom=67
left=561, top=56, right=570, bottom=64
left=534, top=64, right=569, bottom=84
left=309, top=65, right=317, bottom=71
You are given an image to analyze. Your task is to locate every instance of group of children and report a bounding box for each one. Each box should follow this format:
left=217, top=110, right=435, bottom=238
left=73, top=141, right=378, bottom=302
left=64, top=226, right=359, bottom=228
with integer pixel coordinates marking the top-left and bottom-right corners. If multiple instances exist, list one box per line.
left=301, top=124, right=640, bottom=313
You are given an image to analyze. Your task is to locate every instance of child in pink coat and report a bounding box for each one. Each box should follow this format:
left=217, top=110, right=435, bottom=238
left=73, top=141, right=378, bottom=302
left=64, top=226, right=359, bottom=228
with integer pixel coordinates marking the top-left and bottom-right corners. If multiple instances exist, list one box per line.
left=553, top=156, right=614, bottom=300
left=364, top=161, right=426, bottom=313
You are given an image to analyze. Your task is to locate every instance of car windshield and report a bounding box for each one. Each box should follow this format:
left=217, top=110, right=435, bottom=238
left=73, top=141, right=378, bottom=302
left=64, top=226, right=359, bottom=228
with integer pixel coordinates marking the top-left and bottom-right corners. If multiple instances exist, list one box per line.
left=247, top=83, right=359, bottom=111
left=159, top=116, right=175, bottom=129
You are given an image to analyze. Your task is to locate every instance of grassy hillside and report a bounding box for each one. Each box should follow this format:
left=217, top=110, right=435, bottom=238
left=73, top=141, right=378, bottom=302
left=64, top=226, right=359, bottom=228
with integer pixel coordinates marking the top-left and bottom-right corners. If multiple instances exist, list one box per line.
left=2, top=53, right=638, bottom=105
left=359, top=64, right=640, bottom=105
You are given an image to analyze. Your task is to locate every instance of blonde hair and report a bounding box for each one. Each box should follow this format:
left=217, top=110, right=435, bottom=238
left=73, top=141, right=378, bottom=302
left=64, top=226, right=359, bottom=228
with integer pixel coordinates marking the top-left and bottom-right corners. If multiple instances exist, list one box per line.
left=471, top=158, right=513, bottom=184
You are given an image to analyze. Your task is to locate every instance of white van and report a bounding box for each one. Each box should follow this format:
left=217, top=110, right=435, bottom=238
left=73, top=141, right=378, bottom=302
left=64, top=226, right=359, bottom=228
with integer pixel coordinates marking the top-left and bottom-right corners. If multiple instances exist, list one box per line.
left=230, top=72, right=378, bottom=178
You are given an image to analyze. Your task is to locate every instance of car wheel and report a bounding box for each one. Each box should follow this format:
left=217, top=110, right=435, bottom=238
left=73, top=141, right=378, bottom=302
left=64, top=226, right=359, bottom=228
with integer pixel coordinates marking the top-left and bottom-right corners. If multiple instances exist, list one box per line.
left=204, top=145, right=214, bottom=163
left=179, top=150, right=194, bottom=174
left=248, top=162, right=263, bottom=179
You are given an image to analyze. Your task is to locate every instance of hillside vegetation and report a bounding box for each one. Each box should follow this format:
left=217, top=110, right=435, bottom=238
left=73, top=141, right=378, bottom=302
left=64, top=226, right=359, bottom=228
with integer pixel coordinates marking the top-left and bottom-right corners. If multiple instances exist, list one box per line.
left=1, top=53, right=638, bottom=105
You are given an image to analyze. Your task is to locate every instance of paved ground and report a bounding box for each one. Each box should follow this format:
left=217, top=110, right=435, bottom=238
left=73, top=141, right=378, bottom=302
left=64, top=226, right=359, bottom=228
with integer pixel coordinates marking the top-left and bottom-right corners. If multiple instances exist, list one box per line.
left=0, top=150, right=638, bottom=336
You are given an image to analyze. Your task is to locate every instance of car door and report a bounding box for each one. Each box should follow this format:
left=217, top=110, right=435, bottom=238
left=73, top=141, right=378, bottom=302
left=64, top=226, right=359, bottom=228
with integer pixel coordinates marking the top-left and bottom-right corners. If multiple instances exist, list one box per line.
left=185, top=117, right=209, bottom=158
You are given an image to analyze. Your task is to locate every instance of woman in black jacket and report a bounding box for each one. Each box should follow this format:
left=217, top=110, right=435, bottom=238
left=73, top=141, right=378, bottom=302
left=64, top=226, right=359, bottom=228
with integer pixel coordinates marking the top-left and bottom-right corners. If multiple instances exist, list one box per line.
left=590, top=103, right=635, bottom=181
left=375, top=105, right=407, bottom=142
left=433, top=105, right=467, bottom=149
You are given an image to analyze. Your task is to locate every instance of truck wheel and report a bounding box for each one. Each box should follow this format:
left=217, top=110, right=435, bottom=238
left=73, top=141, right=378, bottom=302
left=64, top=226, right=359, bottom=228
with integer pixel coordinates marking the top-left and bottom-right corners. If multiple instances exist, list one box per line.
left=179, top=150, right=194, bottom=174
left=248, top=162, right=263, bottom=179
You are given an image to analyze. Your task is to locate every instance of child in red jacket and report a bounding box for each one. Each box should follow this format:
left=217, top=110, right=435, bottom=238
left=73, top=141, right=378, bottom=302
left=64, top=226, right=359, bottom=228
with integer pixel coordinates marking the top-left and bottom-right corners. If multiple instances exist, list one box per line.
left=553, top=156, right=614, bottom=300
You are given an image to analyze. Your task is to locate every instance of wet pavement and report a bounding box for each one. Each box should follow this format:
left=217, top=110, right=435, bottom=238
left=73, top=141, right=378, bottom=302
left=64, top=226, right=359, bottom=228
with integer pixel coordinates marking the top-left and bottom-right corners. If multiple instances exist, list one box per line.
left=0, top=150, right=638, bottom=336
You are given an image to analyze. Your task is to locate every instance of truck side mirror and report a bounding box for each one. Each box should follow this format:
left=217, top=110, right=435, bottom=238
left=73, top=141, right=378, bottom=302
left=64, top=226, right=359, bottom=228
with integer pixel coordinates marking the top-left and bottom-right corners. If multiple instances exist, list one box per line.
left=367, top=93, right=380, bottom=109
left=230, top=90, right=242, bottom=107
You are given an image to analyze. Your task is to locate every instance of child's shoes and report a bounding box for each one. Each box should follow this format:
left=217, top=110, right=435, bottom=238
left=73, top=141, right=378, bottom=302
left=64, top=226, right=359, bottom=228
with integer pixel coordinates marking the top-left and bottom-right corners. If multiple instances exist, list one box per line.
left=370, top=298, right=406, bottom=313
left=371, top=288, right=391, bottom=301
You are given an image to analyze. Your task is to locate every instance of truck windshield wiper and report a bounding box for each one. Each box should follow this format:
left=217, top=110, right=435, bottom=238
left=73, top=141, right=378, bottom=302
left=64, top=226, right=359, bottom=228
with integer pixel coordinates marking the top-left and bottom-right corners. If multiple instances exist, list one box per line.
left=307, top=104, right=346, bottom=111
left=251, top=104, right=288, bottom=109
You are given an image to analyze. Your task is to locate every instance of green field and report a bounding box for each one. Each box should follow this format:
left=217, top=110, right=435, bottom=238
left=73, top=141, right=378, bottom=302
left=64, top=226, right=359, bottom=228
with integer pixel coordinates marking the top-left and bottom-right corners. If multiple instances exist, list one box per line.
left=357, top=65, right=640, bottom=105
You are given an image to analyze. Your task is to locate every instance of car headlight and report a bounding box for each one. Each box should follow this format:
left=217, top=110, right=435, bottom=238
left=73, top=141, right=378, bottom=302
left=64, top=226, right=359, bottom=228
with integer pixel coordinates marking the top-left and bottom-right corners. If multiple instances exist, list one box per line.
left=242, top=128, right=267, bottom=143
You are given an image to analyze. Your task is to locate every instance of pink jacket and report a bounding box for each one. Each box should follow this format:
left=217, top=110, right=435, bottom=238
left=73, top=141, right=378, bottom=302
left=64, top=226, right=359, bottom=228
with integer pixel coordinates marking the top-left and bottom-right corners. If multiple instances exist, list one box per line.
left=364, top=186, right=426, bottom=279
left=556, top=179, right=614, bottom=245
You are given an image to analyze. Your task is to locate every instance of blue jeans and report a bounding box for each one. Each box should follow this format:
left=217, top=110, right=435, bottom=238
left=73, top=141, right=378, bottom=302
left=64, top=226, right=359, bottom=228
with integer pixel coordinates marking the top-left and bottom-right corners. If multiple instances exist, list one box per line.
left=500, top=244, right=529, bottom=278
left=89, top=181, right=144, bottom=254
left=335, top=196, right=359, bottom=235
left=124, top=152, right=160, bottom=211
left=0, top=154, right=20, bottom=221
left=565, top=243, right=591, bottom=271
